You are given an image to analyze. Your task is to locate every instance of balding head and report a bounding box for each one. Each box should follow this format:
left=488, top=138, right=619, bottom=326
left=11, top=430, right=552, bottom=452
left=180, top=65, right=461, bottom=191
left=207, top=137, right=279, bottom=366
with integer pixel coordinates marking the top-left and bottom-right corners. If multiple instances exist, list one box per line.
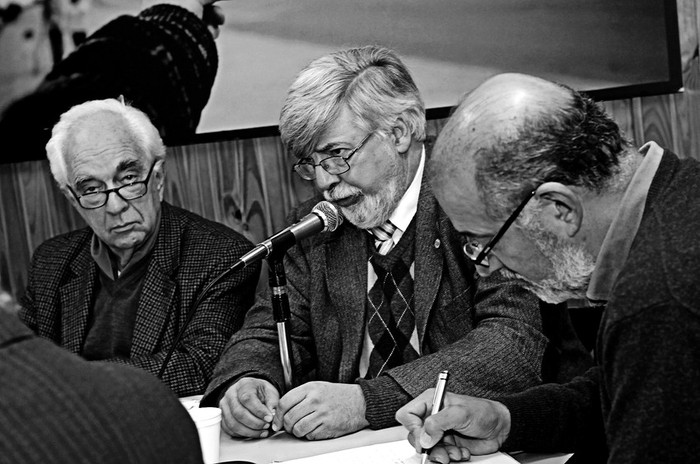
left=430, top=73, right=632, bottom=221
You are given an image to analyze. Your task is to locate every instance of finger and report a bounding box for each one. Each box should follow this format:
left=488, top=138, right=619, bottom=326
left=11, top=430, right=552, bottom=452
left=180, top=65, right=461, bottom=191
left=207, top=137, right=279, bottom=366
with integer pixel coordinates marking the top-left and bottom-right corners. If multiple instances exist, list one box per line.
left=405, top=430, right=422, bottom=454
left=291, top=410, right=323, bottom=439
left=442, top=443, right=471, bottom=462
left=238, top=382, right=277, bottom=420
left=427, top=446, right=451, bottom=464
left=421, top=406, right=474, bottom=448
left=273, top=387, right=307, bottom=432
left=220, top=393, right=268, bottom=438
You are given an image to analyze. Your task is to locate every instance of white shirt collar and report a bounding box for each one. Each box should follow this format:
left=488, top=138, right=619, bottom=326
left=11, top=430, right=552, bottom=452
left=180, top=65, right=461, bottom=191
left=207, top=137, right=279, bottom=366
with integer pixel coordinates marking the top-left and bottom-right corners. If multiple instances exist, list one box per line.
left=387, top=146, right=425, bottom=233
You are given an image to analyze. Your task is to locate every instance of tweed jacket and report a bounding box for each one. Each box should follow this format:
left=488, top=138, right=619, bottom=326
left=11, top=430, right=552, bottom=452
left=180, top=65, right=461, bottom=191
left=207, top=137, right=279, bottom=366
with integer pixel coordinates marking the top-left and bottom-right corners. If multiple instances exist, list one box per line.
left=19, top=202, right=260, bottom=397
left=204, top=177, right=573, bottom=428
left=0, top=311, right=204, bottom=464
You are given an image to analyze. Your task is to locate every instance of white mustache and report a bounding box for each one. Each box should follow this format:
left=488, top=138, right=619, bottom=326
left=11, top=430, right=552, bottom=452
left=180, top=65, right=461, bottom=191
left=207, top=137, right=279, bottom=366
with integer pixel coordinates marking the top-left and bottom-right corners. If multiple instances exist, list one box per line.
left=324, top=186, right=362, bottom=203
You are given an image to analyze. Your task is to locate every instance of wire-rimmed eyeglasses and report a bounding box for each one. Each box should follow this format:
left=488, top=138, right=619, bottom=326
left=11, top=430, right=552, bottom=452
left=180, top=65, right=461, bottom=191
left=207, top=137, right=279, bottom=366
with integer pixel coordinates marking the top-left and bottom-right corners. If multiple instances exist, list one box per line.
left=292, top=132, right=373, bottom=181
left=67, top=160, right=158, bottom=210
left=463, top=188, right=538, bottom=266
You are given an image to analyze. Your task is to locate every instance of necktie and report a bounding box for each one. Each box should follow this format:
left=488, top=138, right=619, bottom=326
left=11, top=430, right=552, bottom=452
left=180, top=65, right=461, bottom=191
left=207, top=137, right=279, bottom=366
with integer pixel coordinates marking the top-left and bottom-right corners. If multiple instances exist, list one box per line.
left=364, top=220, right=418, bottom=378
left=369, top=221, right=397, bottom=255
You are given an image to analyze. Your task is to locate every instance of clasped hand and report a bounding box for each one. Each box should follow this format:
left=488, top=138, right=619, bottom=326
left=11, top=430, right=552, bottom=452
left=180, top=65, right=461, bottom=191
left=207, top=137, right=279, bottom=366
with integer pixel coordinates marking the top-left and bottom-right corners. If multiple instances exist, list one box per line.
left=220, top=378, right=369, bottom=440
left=395, top=390, right=512, bottom=464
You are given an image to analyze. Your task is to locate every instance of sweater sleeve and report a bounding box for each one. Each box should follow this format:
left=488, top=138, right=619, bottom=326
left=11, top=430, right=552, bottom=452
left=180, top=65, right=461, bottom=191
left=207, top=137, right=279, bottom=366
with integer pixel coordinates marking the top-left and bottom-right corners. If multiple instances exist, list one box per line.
left=497, top=367, right=606, bottom=457
left=0, top=4, right=218, bottom=163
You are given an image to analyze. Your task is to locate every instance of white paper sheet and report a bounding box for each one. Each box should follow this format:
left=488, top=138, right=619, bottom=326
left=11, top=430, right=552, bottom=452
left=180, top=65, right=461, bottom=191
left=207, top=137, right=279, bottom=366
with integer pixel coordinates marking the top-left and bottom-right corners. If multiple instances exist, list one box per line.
left=272, top=439, right=519, bottom=464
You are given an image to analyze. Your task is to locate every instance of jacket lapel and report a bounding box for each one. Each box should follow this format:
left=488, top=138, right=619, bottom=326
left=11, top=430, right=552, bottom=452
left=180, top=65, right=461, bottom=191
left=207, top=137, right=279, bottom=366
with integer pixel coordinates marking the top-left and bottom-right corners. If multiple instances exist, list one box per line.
left=413, top=180, right=443, bottom=344
left=326, top=223, right=369, bottom=380
left=60, top=247, right=96, bottom=354
left=131, top=203, right=179, bottom=356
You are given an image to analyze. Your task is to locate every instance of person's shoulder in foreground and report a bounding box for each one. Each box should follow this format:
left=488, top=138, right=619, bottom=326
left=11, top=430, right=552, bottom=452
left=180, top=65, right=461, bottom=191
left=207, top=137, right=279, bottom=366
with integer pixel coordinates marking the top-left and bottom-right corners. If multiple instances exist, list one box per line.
left=0, top=308, right=203, bottom=464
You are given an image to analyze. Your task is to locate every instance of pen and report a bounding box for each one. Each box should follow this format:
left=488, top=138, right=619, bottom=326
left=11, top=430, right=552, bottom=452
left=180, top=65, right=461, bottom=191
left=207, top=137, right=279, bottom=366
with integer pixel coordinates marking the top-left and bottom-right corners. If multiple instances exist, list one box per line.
left=421, top=370, right=449, bottom=464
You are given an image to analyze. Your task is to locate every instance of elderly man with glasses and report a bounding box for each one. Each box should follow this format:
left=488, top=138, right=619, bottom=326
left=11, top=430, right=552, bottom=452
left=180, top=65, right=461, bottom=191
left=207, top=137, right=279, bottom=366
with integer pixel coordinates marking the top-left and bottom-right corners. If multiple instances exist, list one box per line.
left=202, top=45, right=590, bottom=441
left=18, top=98, right=260, bottom=397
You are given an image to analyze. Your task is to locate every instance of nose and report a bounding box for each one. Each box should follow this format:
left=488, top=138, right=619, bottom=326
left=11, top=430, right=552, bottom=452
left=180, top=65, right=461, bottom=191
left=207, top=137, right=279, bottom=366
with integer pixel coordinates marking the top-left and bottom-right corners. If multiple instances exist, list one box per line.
left=475, top=254, right=504, bottom=278
left=104, top=190, right=130, bottom=215
left=314, top=166, right=341, bottom=192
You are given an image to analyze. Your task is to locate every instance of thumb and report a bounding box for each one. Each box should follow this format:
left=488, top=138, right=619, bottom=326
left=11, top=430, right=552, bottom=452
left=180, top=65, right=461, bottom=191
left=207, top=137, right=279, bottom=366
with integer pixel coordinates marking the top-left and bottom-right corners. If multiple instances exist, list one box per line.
left=420, top=408, right=464, bottom=448
left=419, top=428, right=442, bottom=449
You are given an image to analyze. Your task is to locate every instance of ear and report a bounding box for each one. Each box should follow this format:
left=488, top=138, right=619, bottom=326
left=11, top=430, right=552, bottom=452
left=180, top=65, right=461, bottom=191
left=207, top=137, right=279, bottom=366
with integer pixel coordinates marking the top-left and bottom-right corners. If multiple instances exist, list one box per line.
left=535, top=182, right=583, bottom=238
left=391, top=116, right=413, bottom=154
left=154, top=160, right=166, bottom=202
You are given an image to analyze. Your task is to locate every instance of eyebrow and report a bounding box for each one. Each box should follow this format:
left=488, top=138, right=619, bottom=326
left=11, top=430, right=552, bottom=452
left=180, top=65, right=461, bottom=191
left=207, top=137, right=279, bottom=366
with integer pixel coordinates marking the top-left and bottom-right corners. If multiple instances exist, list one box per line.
left=73, top=159, right=144, bottom=189
left=314, top=140, right=350, bottom=153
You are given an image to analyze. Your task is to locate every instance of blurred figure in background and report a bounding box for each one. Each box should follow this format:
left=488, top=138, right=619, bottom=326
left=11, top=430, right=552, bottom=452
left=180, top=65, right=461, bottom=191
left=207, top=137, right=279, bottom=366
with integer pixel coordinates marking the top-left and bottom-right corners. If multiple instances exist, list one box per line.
left=1, top=0, right=228, bottom=163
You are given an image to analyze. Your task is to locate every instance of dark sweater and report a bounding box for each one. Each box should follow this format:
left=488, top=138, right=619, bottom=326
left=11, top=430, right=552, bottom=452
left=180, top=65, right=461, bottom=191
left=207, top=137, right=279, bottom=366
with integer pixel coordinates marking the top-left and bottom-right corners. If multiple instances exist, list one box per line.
left=0, top=4, right=218, bottom=163
left=0, top=311, right=203, bottom=464
left=499, top=150, right=700, bottom=463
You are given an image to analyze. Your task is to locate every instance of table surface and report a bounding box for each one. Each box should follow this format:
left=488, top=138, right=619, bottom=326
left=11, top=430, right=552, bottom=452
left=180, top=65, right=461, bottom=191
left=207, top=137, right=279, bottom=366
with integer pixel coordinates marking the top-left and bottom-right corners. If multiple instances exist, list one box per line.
left=217, top=425, right=572, bottom=464
left=179, top=396, right=570, bottom=464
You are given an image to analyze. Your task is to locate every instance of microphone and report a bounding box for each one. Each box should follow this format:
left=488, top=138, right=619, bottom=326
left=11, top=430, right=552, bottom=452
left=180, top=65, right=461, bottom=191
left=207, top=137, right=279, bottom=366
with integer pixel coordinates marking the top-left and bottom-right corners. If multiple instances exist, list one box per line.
left=235, top=200, right=343, bottom=269
left=157, top=200, right=343, bottom=381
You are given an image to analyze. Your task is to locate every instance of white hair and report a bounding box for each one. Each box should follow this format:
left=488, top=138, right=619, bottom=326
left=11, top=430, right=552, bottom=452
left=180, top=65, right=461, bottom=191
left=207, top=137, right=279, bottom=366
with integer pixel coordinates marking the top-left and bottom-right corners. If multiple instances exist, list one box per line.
left=46, top=98, right=166, bottom=188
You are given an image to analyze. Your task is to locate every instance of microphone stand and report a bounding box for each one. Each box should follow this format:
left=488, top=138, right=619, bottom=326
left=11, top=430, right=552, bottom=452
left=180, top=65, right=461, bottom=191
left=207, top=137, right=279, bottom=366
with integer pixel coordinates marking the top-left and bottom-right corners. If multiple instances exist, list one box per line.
left=267, top=253, right=294, bottom=391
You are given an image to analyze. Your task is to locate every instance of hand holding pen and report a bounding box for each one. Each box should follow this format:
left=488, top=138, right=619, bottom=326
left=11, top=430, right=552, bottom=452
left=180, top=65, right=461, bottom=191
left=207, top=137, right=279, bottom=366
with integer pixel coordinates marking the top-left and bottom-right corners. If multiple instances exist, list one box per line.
left=421, top=370, right=449, bottom=464
left=395, top=372, right=512, bottom=464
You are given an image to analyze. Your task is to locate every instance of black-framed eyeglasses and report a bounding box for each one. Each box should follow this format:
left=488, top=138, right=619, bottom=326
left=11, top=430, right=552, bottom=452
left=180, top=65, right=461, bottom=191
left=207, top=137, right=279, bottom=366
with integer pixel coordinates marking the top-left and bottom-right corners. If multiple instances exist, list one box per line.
left=463, top=188, right=538, bottom=267
left=67, top=160, right=158, bottom=210
left=292, top=132, right=373, bottom=181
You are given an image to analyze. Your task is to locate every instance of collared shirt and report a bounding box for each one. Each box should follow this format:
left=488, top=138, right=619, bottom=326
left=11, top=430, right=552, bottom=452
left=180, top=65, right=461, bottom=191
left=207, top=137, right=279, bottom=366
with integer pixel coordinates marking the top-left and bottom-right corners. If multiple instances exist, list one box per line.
left=586, top=142, right=665, bottom=303
left=360, top=147, right=425, bottom=377
left=377, top=145, right=425, bottom=245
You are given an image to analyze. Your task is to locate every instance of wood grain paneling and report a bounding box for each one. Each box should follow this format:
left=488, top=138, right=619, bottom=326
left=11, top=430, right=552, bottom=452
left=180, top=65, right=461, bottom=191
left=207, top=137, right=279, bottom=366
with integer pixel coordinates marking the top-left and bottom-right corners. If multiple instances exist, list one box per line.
left=1, top=2, right=698, bottom=299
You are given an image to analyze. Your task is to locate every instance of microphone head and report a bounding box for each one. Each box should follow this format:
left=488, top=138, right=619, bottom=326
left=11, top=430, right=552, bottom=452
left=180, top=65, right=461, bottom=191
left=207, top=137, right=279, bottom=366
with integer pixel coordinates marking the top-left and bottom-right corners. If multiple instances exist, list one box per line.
left=312, top=201, right=344, bottom=232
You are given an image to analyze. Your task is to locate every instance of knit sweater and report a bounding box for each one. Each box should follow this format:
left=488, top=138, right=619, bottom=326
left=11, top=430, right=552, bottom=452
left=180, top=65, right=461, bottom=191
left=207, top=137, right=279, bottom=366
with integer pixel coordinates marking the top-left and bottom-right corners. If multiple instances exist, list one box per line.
left=0, top=311, right=204, bottom=464
left=499, top=150, right=700, bottom=463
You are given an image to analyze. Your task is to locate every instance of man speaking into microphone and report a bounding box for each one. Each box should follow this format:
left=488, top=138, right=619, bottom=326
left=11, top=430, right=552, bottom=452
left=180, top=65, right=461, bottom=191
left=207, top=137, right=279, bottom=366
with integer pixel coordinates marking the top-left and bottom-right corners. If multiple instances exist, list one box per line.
left=202, top=45, right=588, bottom=440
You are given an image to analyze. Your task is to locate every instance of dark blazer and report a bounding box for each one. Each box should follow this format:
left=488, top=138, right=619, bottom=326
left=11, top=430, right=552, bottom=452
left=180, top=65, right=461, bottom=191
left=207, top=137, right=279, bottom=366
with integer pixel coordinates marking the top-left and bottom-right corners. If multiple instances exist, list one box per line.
left=0, top=311, right=204, bottom=464
left=204, top=177, right=573, bottom=427
left=19, top=202, right=260, bottom=396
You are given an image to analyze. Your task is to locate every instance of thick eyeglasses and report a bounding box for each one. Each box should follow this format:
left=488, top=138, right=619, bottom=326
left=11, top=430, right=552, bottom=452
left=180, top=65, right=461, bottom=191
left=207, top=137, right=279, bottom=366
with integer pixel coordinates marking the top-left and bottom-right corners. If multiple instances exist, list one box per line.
left=293, top=132, right=373, bottom=181
left=67, top=161, right=157, bottom=210
left=463, top=188, right=537, bottom=267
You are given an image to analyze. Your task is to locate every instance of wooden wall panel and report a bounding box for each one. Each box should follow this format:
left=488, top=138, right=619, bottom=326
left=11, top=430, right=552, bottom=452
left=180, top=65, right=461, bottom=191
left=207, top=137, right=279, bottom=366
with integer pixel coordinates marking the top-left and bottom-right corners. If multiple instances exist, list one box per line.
left=1, top=1, right=698, bottom=300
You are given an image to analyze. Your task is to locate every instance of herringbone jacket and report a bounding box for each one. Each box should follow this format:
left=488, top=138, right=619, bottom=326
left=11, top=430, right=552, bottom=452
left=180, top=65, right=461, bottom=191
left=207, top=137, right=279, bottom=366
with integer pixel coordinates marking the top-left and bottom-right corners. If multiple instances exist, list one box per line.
left=20, top=202, right=260, bottom=396
left=203, top=176, right=589, bottom=427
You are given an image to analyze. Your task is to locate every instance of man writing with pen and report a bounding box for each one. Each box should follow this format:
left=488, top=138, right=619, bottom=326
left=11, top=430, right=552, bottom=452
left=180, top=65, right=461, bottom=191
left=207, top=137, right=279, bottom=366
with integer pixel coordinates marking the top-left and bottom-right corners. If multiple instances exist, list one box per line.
left=202, top=45, right=590, bottom=440
left=396, top=73, right=700, bottom=463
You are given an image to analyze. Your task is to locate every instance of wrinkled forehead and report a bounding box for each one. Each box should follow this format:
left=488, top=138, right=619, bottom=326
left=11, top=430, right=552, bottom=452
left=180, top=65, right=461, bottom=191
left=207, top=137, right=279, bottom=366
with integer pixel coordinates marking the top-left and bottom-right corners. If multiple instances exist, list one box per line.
left=65, top=113, right=146, bottom=180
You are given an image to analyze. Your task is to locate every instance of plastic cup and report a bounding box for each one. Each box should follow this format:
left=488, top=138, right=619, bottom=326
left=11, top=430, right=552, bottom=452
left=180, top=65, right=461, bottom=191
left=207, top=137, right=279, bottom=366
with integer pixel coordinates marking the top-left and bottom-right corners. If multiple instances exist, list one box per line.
left=187, top=407, right=222, bottom=464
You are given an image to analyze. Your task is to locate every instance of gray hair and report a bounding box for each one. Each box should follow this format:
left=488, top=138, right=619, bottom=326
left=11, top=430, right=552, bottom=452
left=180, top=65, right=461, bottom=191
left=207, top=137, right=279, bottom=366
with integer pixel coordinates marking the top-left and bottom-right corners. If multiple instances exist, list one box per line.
left=474, top=88, right=635, bottom=220
left=279, top=45, right=426, bottom=160
left=46, top=98, right=166, bottom=188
